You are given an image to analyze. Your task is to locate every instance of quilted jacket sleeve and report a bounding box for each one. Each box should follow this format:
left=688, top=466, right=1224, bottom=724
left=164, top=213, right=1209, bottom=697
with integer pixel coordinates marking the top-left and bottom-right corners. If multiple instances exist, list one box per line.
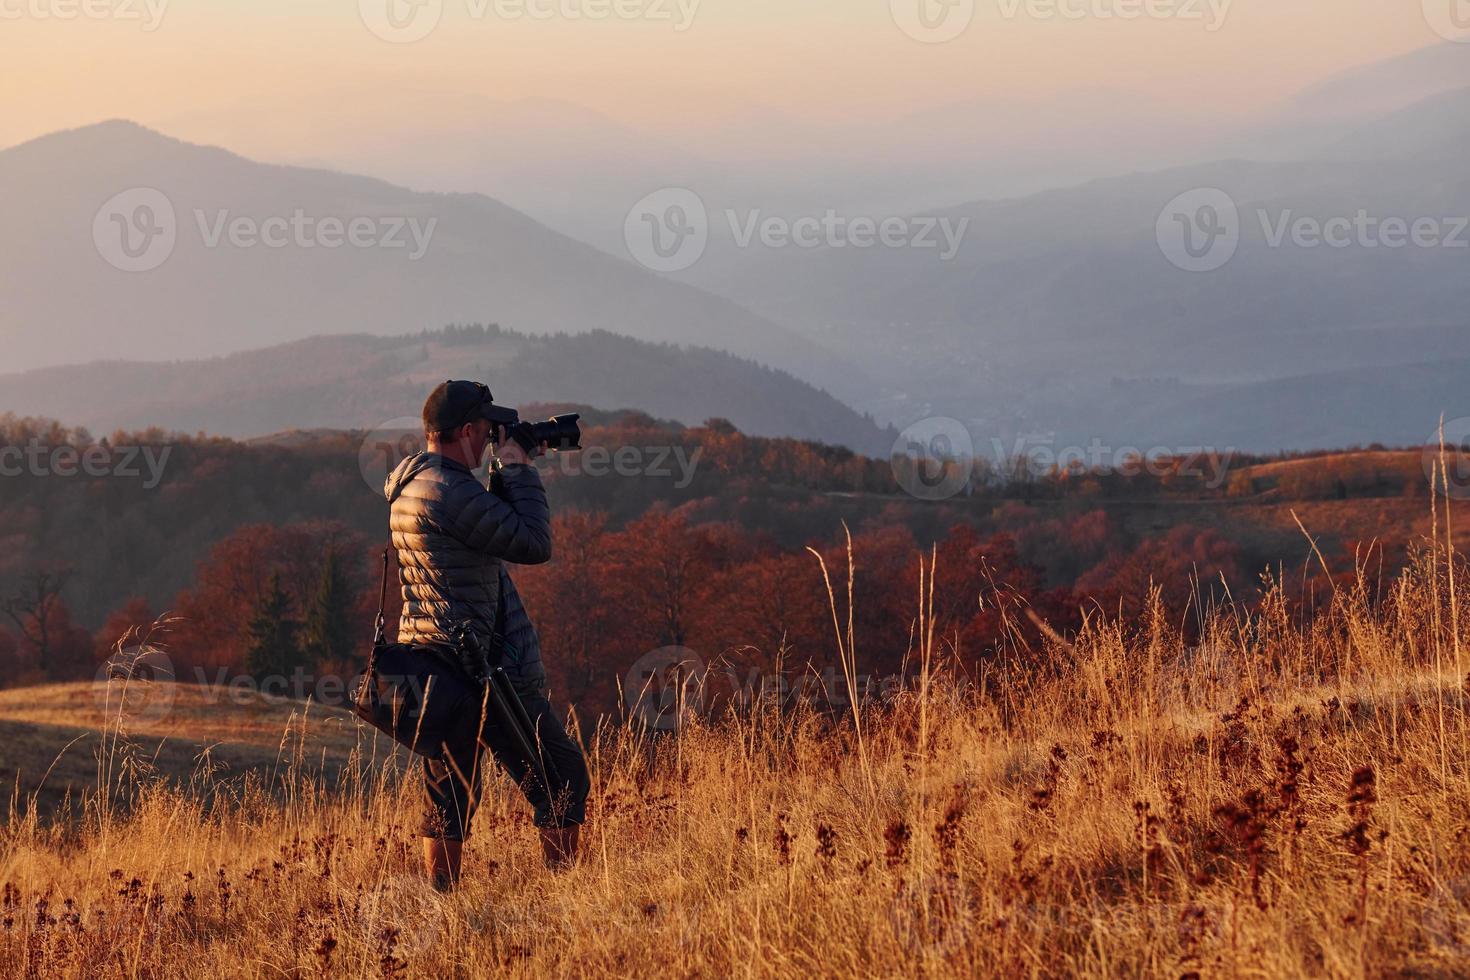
left=443, top=463, right=553, bottom=564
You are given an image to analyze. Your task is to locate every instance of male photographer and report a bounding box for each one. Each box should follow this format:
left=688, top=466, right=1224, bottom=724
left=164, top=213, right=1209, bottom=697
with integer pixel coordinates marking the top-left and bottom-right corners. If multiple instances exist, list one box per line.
left=384, top=380, right=590, bottom=889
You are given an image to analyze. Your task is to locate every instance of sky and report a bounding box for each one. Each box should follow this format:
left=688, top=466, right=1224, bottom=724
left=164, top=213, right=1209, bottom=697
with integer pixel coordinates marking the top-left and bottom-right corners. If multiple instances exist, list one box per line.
left=0, top=0, right=1449, bottom=162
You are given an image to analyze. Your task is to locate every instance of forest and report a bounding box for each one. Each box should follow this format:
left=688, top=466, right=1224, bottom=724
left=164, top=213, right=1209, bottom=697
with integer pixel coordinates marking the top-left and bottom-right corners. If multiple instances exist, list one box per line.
left=0, top=410, right=1457, bottom=720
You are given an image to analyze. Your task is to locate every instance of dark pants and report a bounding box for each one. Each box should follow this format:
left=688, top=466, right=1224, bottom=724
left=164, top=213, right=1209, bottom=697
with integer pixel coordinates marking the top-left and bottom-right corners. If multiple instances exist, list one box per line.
left=419, top=689, right=590, bottom=841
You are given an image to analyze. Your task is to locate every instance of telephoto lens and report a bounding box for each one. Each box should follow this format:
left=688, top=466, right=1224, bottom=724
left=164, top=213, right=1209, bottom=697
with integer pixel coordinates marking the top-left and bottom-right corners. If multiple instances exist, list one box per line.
left=511, top=413, right=582, bottom=452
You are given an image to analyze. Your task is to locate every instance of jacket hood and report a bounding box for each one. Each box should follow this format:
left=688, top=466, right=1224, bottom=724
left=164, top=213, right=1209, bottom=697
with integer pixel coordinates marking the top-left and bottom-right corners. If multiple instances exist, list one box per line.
left=385, top=451, right=445, bottom=504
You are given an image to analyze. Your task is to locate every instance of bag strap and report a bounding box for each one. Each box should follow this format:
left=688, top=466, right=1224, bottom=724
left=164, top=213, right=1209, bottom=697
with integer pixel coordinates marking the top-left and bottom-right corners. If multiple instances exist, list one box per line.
left=370, top=548, right=391, bottom=666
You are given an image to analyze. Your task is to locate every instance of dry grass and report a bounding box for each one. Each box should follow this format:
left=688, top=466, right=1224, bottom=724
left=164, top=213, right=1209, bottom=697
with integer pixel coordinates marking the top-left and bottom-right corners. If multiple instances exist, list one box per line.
left=6, top=537, right=1470, bottom=978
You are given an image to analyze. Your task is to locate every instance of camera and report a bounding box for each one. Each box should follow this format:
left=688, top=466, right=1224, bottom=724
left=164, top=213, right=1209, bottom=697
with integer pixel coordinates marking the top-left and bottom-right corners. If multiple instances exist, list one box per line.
left=494, top=412, right=583, bottom=453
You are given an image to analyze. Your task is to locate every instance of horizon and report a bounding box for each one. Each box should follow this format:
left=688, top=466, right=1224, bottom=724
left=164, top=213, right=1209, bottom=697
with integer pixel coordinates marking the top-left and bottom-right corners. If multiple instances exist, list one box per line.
left=2, top=4, right=1457, bottom=206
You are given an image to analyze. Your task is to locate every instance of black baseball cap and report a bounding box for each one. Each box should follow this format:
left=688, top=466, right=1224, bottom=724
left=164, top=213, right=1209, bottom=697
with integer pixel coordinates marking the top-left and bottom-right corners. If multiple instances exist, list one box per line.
left=423, top=380, right=519, bottom=433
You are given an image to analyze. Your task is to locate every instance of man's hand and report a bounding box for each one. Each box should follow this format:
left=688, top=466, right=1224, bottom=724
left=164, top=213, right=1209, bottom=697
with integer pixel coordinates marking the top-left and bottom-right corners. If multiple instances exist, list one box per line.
left=495, top=426, right=547, bottom=466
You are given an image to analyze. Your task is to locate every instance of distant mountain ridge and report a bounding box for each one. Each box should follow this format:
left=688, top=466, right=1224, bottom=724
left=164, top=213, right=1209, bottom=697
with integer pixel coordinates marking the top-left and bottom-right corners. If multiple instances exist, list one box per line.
left=0, top=120, right=867, bottom=405
left=692, top=74, right=1470, bottom=451
left=0, top=327, right=893, bottom=452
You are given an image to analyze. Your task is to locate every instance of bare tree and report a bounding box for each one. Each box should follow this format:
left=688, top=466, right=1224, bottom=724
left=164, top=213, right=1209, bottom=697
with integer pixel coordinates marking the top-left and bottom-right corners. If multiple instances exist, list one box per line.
left=1, top=567, right=72, bottom=674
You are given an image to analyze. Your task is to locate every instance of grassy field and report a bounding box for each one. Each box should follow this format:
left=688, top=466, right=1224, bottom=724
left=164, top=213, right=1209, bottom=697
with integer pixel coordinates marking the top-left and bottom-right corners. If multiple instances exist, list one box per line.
left=4, top=532, right=1470, bottom=977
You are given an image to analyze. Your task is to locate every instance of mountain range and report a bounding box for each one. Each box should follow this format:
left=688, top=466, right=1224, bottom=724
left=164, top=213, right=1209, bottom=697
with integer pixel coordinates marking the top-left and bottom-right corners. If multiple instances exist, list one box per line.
left=684, top=47, right=1470, bottom=449
left=0, top=119, right=863, bottom=400
left=4, top=43, right=1469, bottom=454
left=0, top=327, right=891, bottom=452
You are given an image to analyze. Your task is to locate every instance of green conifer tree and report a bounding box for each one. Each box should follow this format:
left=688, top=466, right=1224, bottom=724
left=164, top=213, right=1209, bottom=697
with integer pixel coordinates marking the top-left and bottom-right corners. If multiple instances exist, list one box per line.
left=244, top=573, right=301, bottom=681
left=302, top=549, right=354, bottom=670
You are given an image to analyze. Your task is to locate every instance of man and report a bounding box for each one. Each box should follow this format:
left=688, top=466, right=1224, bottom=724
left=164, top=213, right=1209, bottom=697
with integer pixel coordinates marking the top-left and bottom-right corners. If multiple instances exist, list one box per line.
left=384, top=380, right=590, bottom=889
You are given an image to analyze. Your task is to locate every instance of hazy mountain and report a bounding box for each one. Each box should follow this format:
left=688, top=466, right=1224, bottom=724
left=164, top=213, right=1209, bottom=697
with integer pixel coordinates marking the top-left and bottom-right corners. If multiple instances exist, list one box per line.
left=1224, top=43, right=1470, bottom=162
left=157, top=87, right=1229, bottom=263
left=0, top=121, right=866, bottom=403
left=1286, top=42, right=1470, bottom=124
left=692, top=81, right=1470, bottom=450
left=1081, top=356, right=1470, bottom=452
left=0, top=327, right=892, bottom=452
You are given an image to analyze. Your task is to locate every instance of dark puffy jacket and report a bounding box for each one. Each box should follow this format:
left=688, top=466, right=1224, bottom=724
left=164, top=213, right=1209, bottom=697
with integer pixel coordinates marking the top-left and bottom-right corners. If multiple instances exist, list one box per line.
left=384, top=452, right=551, bottom=691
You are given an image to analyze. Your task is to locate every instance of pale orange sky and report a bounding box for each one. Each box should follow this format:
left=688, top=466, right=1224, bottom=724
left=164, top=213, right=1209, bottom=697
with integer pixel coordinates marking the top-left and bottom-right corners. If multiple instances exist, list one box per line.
left=0, top=0, right=1446, bottom=158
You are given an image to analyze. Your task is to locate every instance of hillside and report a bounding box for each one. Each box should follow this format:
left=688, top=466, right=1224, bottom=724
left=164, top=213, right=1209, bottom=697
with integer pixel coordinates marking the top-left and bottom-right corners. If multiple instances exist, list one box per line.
left=0, top=326, right=891, bottom=452
left=0, top=681, right=374, bottom=818
left=5, top=535, right=1470, bottom=976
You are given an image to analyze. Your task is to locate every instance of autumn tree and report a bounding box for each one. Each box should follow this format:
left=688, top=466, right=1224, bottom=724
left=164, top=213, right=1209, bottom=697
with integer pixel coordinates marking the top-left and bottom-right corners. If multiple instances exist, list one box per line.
left=95, top=597, right=157, bottom=660
left=173, top=522, right=367, bottom=673
left=514, top=511, right=619, bottom=705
